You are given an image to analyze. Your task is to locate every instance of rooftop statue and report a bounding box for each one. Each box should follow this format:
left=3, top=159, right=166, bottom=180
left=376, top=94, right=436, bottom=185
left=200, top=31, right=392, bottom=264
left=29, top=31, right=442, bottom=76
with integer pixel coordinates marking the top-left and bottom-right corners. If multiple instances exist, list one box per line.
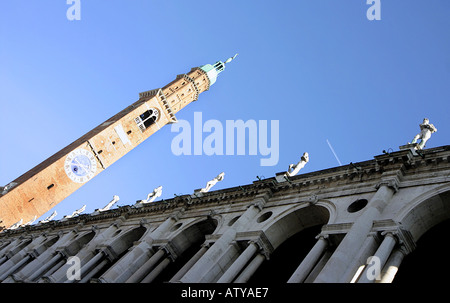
left=63, top=205, right=86, bottom=219
left=7, top=219, right=22, bottom=230
left=285, top=152, right=309, bottom=177
left=98, top=195, right=120, bottom=212
left=200, top=172, right=225, bottom=193
left=39, top=211, right=57, bottom=224
left=410, top=118, right=437, bottom=150
left=135, top=186, right=163, bottom=206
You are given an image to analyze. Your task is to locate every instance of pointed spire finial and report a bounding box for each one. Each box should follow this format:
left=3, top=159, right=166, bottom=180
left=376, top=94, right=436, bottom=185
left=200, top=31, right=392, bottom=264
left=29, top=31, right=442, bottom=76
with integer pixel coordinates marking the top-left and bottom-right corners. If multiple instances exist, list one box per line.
left=200, top=53, right=238, bottom=86
left=224, top=53, right=238, bottom=64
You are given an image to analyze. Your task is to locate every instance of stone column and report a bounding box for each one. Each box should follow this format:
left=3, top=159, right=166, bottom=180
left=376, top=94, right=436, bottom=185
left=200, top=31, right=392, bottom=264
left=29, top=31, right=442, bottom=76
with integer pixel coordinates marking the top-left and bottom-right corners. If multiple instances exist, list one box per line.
left=169, top=244, right=209, bottom=282
left=0, top=256, right=7, bottom=266
left=0, top=239, right=19, bottom=258
left=217, top=242, right=259, bottom=283
left=357, top=232, right=397, bottom=283
left=342, top=233, right=379, bottom=283
left=304, top=250, right=332, bottom=282
left=79, top=258, right=109, bottom=283
left=12, top=230, right=79, bottom=282
left=126, top=249, right=166, bottom=283
left=234, top=253, right=266, bottom=283
left=56, top=229, right=80, bottom=247
left=0, top=235, right=44, bottom=278
left=288, top=235, right=328, bottom=283
left=43, top=259, right=66, bottom=278
left=379, top=248, right=406, bottom=283
left=1, top=240, right=26, bottom=260
left=27, top=252, right=64, bottom=282
left=0, top=241, right=9, bottom=250
left=66, top=251, right=105, bottom=283
left=99, top=212, right=181, bottom=283
left=141, top=257, right=171, bottom=283
left=19, top=229, right=81, bottom=282
left=314, top=181, right=397, bottom=283
left=0, top=255, right=31, bottom=280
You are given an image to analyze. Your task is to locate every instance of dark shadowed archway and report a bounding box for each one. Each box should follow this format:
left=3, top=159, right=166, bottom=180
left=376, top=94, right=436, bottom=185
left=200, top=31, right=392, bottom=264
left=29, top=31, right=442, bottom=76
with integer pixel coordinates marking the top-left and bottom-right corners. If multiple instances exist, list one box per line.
left=394, top=218, right=450, bottom=283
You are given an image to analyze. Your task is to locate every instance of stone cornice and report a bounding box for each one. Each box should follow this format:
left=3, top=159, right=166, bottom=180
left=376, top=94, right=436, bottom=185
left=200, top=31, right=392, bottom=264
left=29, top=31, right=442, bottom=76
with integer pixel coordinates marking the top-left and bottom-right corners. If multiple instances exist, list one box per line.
left=2, top=145, right=449, bottom=238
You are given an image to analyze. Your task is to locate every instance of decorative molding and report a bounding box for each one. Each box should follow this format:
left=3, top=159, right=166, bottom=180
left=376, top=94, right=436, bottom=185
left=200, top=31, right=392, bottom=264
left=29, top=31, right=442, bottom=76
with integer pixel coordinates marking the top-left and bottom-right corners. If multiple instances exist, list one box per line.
left=236, top=230, right=274, bottom=259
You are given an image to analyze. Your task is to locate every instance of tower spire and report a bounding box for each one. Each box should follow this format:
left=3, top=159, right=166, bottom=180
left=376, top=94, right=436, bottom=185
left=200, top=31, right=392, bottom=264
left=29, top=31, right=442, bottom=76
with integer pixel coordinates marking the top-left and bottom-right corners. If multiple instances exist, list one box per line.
left=200, top=53, right=238, bottom=86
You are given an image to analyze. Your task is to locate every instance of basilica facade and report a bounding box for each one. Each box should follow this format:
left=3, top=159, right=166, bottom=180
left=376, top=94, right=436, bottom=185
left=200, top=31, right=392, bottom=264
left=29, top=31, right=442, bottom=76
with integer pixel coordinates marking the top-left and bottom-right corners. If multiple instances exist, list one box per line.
left=0, top=144, right=449, bottom=283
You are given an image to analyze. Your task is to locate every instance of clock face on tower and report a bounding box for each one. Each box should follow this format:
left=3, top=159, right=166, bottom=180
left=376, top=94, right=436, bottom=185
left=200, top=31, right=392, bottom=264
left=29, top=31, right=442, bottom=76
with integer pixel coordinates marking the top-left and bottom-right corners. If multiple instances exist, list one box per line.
left=64, top=148, right=97, bottom=183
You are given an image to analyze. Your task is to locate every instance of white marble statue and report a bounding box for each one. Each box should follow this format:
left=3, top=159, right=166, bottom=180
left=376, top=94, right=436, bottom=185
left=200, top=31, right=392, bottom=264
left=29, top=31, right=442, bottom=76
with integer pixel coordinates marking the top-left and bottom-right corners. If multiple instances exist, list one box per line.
left=8, top=219, right=23, bottom=230
left=98, top=195, right=120, bottom=212
left=285, top=152, right=309, bottom=177
left=22, top=215, right=37, bottom=227
left=136, top=186, right=163, bottom=205
left=410, top=118, right=437, bottom=150
left=200, top=172, right=225, bottom=193
left=1, top=182, right=17, bottom=195
left=63, top=205, right=86, bottom=219
left=39, top=211, right=57, bottom=224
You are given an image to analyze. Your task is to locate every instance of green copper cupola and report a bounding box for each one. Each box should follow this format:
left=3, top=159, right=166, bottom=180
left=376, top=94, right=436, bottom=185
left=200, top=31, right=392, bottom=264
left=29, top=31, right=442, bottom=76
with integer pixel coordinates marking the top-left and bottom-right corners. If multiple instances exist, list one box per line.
left=200, top=54, right=238, bottom=86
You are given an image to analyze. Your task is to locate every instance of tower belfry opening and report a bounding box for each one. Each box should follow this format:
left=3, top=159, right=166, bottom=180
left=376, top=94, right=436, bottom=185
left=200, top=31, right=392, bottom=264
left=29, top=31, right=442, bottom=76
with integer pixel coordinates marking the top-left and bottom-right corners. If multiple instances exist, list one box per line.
left=135, top=108, right=160, bottom=131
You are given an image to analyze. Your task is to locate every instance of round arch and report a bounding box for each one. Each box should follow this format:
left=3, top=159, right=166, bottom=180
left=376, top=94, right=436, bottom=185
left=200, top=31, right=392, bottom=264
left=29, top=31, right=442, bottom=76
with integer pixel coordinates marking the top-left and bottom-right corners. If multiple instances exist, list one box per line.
left=107, top=225, right=147, bottom=256
left=248, top=203, right=331, bottom=283
left=154, top=216, right=218, bottom=283
left=63, top=230, right=96, bottom=256
left=390, top=186, right=450, bottom=283
left=396, top=185, right=450, bottom=242
left=263, top=203, right=331, bottom=250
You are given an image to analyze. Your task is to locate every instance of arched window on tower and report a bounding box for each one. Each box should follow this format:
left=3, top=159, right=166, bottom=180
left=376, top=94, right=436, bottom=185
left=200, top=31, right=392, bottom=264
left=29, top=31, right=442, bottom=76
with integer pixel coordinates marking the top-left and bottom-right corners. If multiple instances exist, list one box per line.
left=134, top=108, right=160, bottom=131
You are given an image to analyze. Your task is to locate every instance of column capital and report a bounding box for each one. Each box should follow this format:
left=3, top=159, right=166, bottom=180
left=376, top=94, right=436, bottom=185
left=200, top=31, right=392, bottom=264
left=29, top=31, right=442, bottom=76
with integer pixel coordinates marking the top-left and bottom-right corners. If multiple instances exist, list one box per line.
left=57, top=247, right=72, bottom=259
left=113, top=215, right=127, bottom=226
left=161, top=243, right=177, bottom=262
left=394, top=228, right=416, bottom=255
left=168, top=208, right=185, bottom=222
left=249, top=201, right=265, bottom=211
left=248, top=189, right=273, bottom=210
left=315, top=233, right=329, bottom=240
left=375, top=179, right=399, bottom=193
left=314, top=234, right=331, bottom=248
left=375, top=166, right=405, bottom=193
left=139, top=218, right=148, bottom=227
left=26, top=249, right=39, bottom=260
left=200, top=242, right=212, bottom=249
left=368, top=231, right=381, bottom=239
left=100, top=245, right=116, bottom=262
left=380, top=231, right=397, bottom=238
left=247, top=240, right=270, bottom=260
left=376, top=226, right=416, bottom=255
left=246, top=233, right=273, bottom=260
left=396, top=245, right=409, bottom=256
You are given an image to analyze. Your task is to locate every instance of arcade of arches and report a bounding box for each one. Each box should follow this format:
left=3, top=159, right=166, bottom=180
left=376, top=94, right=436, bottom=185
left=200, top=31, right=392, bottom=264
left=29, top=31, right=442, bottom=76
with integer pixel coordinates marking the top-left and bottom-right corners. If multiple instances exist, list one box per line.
left=0, top=145, right=449, bottom=283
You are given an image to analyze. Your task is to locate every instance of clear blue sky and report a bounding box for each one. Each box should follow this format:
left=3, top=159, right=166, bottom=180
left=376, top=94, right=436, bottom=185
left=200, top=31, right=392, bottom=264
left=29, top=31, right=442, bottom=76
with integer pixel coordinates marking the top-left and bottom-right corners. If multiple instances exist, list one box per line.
left=1, top=1, right=449, bottom=223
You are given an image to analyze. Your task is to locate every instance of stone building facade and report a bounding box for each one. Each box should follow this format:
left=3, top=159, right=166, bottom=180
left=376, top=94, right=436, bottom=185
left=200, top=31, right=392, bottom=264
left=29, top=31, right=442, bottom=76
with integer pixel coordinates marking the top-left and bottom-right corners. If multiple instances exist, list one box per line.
left=0, top=145, right=449, bottom=283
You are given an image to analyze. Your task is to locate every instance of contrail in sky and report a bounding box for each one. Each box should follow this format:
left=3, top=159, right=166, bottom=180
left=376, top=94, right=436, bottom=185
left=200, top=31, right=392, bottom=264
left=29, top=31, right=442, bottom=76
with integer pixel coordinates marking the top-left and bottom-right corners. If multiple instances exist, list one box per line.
left=326, top=139, right=342, bottom=166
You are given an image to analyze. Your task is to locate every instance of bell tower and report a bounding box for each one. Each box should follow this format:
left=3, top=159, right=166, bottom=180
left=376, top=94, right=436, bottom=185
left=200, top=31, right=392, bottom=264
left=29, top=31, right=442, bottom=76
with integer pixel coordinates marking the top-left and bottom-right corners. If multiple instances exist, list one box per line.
left=0, top=55, right=238, bottom=231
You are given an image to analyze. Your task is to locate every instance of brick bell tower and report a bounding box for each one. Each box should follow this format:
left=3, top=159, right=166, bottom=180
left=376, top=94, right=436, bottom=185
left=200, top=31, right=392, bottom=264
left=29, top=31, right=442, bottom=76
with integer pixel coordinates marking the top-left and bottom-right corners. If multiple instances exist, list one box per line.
left=0, top=55, right=238, bottom=231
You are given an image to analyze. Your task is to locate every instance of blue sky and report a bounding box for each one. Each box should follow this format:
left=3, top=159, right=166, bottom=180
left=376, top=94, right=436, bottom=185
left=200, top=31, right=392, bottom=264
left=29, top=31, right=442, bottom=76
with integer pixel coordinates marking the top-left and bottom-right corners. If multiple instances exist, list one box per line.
left=1, top=1, right=449, bottom=223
